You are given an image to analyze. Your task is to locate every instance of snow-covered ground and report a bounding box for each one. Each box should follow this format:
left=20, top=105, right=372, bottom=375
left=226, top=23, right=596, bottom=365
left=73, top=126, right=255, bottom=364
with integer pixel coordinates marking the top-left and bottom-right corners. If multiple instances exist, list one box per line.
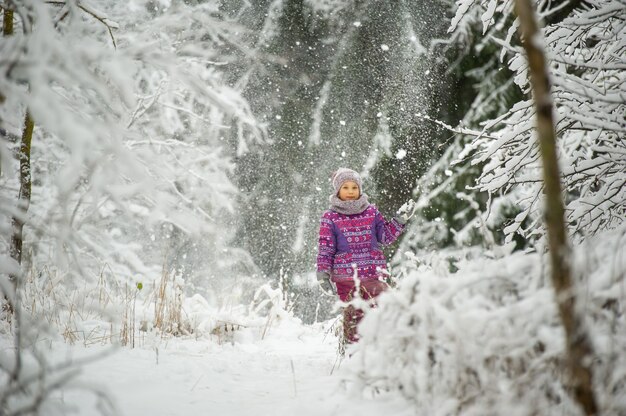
left=59, top=318, right=413, bottom=416
left=4, top=228, right=623, bottom=415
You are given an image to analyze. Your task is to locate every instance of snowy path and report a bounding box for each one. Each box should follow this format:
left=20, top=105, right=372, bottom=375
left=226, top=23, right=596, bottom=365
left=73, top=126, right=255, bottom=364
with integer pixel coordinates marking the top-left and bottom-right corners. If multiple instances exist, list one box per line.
left=66, top=320, right=413, bottom=416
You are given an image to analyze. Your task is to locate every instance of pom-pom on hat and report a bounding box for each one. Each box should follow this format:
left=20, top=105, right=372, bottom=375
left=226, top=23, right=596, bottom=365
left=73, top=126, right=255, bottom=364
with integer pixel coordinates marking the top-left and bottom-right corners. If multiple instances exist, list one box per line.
left=331, top=168, right=362, bottom=195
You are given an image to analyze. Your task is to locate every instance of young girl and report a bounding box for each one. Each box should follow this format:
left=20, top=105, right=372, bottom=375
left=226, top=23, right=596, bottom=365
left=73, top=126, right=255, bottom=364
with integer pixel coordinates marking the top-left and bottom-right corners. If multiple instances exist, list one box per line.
left=316, top=168, right=415, bottom=344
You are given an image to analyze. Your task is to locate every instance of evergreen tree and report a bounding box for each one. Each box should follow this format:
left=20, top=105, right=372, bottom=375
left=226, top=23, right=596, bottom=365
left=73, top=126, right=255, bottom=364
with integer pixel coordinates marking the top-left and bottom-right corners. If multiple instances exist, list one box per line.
left=399, top=0, right=625, bottom=256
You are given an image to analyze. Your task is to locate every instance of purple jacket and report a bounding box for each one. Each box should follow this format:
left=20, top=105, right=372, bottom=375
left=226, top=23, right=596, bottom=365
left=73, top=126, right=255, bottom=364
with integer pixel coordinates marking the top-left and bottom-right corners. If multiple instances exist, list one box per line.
left=317, top=204, right=405, bottom=281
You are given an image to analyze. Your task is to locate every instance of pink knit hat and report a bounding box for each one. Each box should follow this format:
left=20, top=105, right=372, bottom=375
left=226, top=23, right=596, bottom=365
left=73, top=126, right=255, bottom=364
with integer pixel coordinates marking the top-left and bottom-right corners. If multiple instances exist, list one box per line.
left=331, top=168, right=362, bottom=195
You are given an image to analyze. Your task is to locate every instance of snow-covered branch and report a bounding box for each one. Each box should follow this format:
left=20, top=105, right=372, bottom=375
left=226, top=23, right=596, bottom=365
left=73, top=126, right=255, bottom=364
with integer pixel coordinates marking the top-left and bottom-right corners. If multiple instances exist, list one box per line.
left=442, top=0, right=625, bottom=244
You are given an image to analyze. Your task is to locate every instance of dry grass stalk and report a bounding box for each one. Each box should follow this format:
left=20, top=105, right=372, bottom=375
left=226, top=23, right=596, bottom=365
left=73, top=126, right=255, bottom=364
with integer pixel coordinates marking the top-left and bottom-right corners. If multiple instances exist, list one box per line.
left=153, top=265, right=190, bottom=337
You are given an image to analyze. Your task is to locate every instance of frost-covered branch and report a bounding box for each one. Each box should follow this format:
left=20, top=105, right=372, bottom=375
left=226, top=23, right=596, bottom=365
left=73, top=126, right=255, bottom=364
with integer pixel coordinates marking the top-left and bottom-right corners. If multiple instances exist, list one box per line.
left=1, top=3, right=265, bottom=412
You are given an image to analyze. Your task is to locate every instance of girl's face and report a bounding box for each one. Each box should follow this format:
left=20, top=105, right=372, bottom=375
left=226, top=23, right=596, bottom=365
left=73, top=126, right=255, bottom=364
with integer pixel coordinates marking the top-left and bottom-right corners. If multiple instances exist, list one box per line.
left=338, top=181, right=360, bottom=201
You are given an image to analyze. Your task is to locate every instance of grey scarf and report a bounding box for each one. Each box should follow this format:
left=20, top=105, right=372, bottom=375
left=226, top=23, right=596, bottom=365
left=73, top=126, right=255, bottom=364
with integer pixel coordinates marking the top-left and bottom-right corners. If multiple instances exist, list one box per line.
left=329, top=194, right=369, bottom=215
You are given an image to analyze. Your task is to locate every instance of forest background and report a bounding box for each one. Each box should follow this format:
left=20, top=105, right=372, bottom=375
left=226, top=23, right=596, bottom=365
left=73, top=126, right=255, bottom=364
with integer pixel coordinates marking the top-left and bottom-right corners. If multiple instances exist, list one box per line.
left=0, top=0, right=624, bottom=415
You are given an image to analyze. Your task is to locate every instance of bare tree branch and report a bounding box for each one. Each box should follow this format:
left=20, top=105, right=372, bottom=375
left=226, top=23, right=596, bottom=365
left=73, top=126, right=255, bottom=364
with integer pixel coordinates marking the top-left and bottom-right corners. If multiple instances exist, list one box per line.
left=45, top=0, right=118, bottom=48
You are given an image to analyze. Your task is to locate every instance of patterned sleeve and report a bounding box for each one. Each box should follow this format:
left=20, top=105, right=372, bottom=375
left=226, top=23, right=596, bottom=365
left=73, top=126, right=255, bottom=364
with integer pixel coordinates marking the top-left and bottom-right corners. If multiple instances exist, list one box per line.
left=374, top=208, right=405, bottom=246
left=316, top=212, right=336, bottom=273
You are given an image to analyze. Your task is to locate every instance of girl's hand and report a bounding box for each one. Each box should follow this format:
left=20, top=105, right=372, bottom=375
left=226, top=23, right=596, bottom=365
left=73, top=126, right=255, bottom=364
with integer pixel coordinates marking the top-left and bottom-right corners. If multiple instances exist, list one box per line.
left=395, top=199, right=417, bottom=224
left=316, top=271, right=336, bottom=295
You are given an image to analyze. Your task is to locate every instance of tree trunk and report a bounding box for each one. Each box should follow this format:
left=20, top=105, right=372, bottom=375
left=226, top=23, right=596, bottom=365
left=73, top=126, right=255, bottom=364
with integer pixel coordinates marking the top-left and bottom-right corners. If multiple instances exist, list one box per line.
left=3, top=8, right=13, bottom=35
left=1, top=8, right=13, bottom=105
left=10, top=111, right=34, bottom=267
left=513, top=0, right=598, bottom=414
left=3, top=7, right=35, bottom=315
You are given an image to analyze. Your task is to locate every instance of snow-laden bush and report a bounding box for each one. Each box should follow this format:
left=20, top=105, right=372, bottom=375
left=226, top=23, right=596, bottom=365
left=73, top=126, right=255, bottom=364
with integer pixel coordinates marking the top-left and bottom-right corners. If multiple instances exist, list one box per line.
left=346, top=226, right=626, bottom=415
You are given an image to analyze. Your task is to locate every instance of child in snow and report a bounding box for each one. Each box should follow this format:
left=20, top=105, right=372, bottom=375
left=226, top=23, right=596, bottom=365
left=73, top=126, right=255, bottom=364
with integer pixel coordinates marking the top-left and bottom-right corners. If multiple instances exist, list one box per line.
left=316, top=168, right=416, bottom=344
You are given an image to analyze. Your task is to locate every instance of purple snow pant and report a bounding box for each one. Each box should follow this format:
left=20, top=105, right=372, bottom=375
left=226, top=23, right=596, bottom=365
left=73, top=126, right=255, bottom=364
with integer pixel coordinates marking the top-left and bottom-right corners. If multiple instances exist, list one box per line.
left=335, top=279, right=388, bottom=344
